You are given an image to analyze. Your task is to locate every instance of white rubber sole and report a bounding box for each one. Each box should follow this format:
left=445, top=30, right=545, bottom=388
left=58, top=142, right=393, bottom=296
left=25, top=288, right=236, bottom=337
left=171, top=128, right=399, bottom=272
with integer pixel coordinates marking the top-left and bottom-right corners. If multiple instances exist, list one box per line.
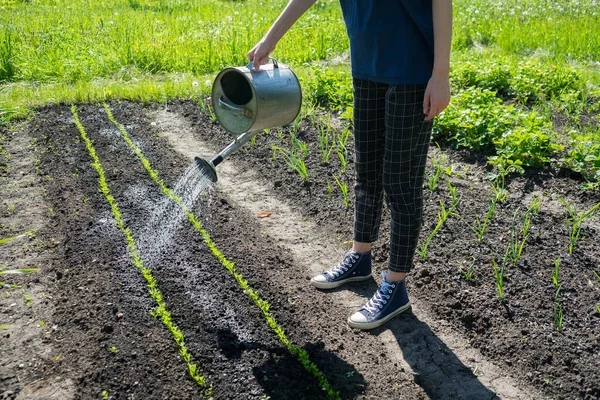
left=347, top=302, right=412, bottom=330
left=310, top=274, right=372, bottom=290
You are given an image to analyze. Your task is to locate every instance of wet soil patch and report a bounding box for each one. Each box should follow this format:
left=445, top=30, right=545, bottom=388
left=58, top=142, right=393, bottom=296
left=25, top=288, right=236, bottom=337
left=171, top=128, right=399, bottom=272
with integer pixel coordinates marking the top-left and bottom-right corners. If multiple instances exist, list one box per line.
left=172, top=100, right=600, bottom=400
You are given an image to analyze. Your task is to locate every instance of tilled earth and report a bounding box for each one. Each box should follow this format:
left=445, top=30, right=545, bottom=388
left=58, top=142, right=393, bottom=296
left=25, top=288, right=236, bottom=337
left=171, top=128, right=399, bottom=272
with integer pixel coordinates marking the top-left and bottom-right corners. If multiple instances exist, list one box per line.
left=0, top=100, right=598, bottom=400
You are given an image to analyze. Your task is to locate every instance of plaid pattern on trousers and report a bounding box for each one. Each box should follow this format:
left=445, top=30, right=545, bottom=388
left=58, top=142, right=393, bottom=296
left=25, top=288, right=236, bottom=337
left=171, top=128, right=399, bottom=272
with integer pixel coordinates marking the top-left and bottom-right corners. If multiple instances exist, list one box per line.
left=352, top=78, right=433, bottom=273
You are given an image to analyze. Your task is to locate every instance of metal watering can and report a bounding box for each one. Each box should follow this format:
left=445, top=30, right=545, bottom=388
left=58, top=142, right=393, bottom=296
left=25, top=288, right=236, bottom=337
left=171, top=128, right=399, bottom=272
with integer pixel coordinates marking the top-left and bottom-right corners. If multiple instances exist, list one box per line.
left=195, top=57, right=302, bottom=182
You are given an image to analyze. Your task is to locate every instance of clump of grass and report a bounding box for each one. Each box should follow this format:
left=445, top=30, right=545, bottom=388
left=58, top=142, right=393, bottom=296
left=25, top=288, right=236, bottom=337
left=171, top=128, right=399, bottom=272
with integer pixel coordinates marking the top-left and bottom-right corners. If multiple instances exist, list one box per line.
left=105, top=104, right=339, bottom=399
left=317, top=115, right=335, bottom=164
left=427, top=151, right=447, bottom=192
left=558, top=197, right=600, bottom=254
left=74, top=105, right=208, bottom=389
left=508, top=208, right=531, bottom=265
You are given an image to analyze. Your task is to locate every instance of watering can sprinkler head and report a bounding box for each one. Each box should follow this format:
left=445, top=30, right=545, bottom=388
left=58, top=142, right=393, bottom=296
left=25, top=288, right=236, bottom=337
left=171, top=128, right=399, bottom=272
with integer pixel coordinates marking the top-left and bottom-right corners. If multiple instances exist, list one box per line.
left=194, top=156, right=218, bottom=183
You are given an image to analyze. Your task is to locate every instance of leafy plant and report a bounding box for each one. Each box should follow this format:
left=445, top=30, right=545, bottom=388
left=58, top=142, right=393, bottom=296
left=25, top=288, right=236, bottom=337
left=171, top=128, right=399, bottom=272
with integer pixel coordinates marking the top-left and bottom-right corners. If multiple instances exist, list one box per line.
left=109, top=346, right=118, bottom=353
left=558, top=197, right=600, bottom=254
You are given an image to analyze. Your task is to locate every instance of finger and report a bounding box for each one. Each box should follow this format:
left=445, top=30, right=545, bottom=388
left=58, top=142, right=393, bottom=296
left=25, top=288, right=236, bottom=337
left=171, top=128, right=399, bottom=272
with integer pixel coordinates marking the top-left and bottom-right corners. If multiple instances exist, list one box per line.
left=253, top=52, right=263, bottom=71
left=425, top=104, right=440, bottom=121
left=423, top=90, right=431, bottom=115
left=247, top=48, right=255, bottom=62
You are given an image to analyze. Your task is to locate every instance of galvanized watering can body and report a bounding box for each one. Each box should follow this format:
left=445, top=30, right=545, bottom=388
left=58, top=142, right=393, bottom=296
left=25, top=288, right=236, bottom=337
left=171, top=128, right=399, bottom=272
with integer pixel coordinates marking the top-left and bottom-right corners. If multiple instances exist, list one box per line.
left=194, top=58, right=302, bottom=182
left=211, top=58, right=302, bottom=135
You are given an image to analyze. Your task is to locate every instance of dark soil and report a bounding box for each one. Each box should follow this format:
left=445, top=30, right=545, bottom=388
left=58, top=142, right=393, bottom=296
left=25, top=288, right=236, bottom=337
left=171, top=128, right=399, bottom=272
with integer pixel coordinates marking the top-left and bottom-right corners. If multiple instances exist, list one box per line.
left=171, top=100, right=600, bottom=400
left=17, top=103, right=428, bottom=400
left=5, top=99, right=599, bottom=399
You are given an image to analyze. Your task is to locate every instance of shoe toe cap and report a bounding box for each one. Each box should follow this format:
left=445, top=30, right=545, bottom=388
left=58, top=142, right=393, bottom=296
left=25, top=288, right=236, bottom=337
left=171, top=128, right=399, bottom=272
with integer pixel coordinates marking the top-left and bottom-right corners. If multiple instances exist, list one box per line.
left=349, top=311, right=368, bottom=324
left=311, top=274, right=328, bottom=284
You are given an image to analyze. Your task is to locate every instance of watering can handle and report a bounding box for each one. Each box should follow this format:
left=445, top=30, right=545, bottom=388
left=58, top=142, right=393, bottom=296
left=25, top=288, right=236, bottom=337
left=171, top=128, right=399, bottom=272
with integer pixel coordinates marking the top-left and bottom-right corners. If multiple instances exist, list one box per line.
left=218, top=97, right=246, bottom=115
left=247, top=57, right=279, bottom=71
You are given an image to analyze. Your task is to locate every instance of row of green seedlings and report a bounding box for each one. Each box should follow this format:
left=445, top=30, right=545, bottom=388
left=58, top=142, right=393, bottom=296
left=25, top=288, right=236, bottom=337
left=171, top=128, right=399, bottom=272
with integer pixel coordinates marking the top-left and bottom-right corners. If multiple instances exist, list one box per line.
left=103, top=104, right=340, bottom=400
left=72, top=105, right=210, bottom=395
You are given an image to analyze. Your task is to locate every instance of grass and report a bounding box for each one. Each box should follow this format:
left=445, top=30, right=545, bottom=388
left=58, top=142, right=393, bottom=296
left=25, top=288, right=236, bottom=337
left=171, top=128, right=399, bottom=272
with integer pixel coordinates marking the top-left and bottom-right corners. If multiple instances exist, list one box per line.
left=71, top=105, right=208, bottom=390
left=103, top=104, right=340, bottom=399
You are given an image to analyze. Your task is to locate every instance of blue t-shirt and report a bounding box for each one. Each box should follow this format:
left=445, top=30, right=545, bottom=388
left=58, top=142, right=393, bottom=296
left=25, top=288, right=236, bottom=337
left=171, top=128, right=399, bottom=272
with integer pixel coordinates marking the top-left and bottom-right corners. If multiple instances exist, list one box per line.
left=339, top=0, right=434, bottom=85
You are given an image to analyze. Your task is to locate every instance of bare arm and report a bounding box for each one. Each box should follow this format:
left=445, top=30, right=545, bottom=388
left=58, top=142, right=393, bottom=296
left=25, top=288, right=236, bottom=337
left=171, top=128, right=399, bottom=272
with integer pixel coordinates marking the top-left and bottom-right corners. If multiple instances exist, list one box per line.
left=424, top=0, right=452, bottom=120
left=248, top=0, right=317, bottom=70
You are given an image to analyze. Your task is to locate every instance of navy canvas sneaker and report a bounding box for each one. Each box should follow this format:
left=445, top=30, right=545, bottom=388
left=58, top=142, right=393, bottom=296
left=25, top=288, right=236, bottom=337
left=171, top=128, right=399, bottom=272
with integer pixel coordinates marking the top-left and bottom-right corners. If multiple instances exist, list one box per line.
left=311, top=251, right=372, bottom=289
left=348, top=271, right=411, bottom=330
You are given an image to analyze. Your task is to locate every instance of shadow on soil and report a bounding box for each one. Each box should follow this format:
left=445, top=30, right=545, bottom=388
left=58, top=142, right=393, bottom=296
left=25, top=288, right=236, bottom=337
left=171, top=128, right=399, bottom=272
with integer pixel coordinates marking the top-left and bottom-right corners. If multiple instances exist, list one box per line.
left=376, top=312, right=498, bottom=400
left=216, top=328, right=366, bottom=399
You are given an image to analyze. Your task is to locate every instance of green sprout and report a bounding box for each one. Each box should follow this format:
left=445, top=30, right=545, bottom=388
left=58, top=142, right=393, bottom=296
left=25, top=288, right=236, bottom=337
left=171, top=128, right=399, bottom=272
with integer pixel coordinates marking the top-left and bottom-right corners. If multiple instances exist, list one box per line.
left=552, top=257, right=560, bottom=288
left=333, top=175, right=349, bottom=209
left=458, top=258, right=475, bottom=282
left=417, top=199, right=457, bottom=260
left=558, top=198, right=600, bottom=254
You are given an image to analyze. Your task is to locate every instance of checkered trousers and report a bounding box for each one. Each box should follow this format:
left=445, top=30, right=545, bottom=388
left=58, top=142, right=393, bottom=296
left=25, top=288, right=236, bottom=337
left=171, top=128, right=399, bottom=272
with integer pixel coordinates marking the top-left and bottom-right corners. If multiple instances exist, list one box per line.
left=352, top=78, right=433, bottom=273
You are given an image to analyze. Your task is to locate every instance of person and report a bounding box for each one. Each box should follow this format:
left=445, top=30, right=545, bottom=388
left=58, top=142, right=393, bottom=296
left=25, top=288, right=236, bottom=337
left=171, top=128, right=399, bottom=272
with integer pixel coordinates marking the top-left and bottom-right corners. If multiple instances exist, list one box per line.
left=249, top=0, right=452, bottom=330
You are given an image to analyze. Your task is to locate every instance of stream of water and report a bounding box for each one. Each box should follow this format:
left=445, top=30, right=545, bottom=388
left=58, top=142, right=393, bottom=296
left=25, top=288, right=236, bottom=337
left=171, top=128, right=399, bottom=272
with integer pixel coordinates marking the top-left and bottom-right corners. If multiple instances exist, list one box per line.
left=136, top=162, right=214, bottom=266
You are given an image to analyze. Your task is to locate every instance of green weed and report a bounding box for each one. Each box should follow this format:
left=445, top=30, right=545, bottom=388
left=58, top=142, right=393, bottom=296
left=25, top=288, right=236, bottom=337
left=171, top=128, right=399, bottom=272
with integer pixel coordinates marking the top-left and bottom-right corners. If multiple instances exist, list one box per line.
left=317, top=115, right=335, bottom=164
left=272, top=146, right=309, bottom=184
left=491, top=248, right=509, bottom=302
left=456, top=192, right=497, bottom=243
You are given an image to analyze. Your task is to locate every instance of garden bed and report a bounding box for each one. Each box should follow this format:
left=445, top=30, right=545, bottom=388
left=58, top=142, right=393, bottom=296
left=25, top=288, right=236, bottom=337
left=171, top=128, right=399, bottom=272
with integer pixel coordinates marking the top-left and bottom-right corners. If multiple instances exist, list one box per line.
left=2, top=100, right=598, bottom=399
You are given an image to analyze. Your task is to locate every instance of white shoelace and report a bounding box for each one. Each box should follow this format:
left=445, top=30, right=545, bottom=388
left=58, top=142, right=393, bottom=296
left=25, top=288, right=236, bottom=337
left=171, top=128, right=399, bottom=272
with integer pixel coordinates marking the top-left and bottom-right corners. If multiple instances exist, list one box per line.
left=363, top=283, right=394, bottom=314
left=328, top=253, right=360, bottom=278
